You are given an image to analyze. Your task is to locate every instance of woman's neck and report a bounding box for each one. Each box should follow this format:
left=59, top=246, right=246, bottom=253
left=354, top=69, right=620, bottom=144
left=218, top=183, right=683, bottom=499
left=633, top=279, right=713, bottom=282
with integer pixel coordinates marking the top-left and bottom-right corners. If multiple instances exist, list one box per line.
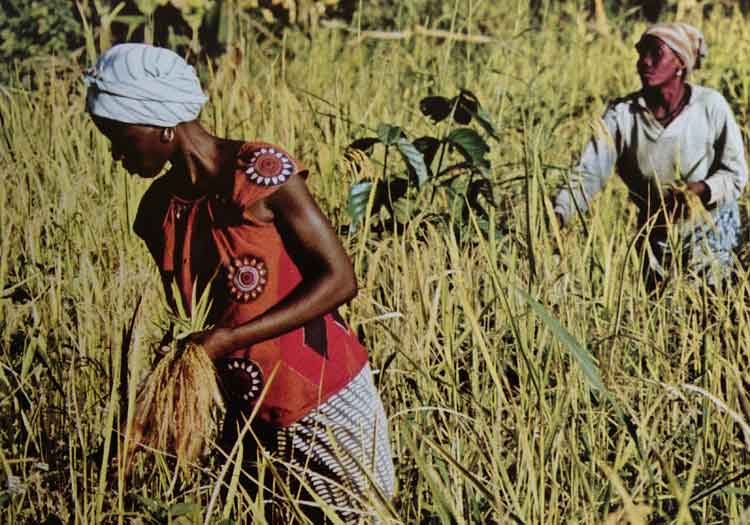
left=643, top=79, right=689, bottom=124
left=170, top=122, right=238, bottom=198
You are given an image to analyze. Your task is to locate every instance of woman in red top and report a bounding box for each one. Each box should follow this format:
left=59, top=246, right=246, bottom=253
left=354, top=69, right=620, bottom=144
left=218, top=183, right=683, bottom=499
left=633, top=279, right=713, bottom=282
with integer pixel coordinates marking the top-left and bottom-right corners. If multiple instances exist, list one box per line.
left=84, top=43, right=394, bottom=523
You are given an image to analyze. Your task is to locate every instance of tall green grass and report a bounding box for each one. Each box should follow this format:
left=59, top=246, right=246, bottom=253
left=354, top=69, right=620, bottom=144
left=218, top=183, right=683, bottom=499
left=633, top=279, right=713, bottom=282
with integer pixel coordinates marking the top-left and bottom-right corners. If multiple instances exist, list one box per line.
left=3, top=1, right=750, bottom=523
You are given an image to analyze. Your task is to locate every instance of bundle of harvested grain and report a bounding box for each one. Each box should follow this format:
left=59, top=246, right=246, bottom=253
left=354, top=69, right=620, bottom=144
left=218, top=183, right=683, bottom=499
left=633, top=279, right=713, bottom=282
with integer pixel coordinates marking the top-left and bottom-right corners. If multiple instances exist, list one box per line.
left=126, top=278, right=224, bottom=471
left=127, top=341, right=224, bottom=470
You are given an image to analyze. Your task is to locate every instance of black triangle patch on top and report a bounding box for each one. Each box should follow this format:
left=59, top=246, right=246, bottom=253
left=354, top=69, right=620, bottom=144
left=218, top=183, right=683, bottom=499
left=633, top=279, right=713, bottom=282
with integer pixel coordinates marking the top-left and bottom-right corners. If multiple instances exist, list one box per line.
left=303, top=316, right=328, bottom=359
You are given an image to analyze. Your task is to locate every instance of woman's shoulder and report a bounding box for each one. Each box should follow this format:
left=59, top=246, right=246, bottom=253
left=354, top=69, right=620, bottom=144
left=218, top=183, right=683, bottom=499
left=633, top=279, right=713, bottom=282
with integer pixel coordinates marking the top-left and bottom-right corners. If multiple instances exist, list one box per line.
left=225, top=141, right=309, bottom=215
left=590, top=92, right=642, bottom=130
left=689, top=84, right=730, bottom=109
left=235, top=141, right=307, bottom=188
left=605, top=91, right=644, bottom=114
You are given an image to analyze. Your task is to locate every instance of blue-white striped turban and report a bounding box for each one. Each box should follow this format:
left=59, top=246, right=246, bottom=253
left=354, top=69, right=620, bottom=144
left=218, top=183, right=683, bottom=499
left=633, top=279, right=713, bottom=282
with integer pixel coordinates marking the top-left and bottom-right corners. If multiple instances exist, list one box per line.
left=84, top=44, right=208, bottom=127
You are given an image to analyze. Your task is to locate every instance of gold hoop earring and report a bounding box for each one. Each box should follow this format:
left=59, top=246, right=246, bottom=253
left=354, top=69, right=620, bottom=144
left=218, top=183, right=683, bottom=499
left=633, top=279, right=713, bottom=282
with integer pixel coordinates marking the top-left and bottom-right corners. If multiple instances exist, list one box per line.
left=161, top=127, right=175, bottom=143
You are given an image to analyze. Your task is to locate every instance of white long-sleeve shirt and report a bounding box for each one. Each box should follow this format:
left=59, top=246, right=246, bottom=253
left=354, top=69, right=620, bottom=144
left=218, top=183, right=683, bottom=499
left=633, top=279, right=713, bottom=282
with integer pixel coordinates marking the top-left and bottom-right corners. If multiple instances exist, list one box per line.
left=554, top=84, right=748, bottom=226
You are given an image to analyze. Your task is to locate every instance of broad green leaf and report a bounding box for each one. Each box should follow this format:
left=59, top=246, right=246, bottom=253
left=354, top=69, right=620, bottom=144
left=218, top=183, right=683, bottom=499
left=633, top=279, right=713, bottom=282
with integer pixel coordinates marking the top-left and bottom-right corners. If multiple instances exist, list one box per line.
left=474, top=106, right=500, bottom=140
left=347, top=180, right=373, bottom=228
left=453, top=90, right=499, bottom=139
left=419, top=96, right=452, bottom=123
left=453, top=90, right=479, bottom=125
left=519, top=289, right=606, bottom=392
left=447, top=128, right=490, bottom=174
left=376, top=123, right=403, bottom=146
left=347, top=178, right=411, bottom=229
left=413, top=136, right=441, bottom=170
left=396, top=138, right=428, bottom=187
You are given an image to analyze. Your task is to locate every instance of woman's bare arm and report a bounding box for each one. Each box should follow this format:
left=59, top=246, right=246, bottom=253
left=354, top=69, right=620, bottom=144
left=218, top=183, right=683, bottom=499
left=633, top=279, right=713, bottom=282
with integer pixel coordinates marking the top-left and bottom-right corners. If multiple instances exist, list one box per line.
left=190, top=173, right=357, bottom=359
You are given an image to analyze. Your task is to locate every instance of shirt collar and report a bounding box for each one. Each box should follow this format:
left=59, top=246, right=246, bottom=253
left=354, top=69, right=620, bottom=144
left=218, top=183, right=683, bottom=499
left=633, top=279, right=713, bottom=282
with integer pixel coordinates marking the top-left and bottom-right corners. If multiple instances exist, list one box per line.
left=633, top=82, right=696, bottom=113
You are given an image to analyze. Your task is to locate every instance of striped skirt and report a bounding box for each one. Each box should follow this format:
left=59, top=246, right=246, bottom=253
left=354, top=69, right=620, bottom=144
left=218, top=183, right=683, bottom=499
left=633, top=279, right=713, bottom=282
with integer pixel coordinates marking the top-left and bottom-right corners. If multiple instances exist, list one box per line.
left=219, top=364, right=395, bottom=524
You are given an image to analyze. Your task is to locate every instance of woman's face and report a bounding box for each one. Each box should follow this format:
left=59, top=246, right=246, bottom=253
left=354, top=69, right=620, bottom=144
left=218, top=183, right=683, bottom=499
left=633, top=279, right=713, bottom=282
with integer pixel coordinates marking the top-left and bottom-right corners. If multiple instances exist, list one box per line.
left=636, top=36, right=684, bottom=88
left=92, top=117, right=173, bottom=178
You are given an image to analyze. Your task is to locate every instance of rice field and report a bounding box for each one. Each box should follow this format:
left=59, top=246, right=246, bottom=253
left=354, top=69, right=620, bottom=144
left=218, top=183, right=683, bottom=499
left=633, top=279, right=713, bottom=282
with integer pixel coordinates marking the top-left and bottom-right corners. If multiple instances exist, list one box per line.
left=4, top=1, right=750, bottom=523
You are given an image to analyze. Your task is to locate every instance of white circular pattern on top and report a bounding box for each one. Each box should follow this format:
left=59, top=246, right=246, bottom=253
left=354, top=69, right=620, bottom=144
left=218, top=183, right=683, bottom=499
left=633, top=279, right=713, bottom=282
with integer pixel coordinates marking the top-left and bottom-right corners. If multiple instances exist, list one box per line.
left=245, top=147, right=294, bottom=186
left=223, top=358, right=264, bottom=402
left=227, top=256, right=267, bottom=302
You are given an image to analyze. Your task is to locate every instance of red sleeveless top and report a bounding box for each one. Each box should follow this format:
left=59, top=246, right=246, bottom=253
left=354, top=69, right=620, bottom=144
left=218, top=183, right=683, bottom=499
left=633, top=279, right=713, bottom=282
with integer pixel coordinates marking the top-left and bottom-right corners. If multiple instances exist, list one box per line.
left=134, top=142, right=369, bottom=426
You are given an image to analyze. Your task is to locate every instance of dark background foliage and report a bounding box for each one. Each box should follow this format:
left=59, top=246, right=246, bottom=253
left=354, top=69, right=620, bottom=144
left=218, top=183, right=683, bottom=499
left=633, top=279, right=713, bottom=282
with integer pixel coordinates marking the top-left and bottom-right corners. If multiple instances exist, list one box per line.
left=7, top=0, right=746, bottom=84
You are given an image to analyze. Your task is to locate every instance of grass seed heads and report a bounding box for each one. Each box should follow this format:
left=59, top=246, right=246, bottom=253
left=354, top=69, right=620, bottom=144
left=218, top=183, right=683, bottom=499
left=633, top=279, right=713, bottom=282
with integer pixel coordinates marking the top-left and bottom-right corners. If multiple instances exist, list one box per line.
left=127, top=342, right=224, bottom=471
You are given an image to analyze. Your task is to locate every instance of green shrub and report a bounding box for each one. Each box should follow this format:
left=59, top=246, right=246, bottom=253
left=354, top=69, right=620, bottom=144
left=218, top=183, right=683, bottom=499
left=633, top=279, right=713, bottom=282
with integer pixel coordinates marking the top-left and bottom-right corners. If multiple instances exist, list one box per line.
left=0, top=0, right=85, bottom=82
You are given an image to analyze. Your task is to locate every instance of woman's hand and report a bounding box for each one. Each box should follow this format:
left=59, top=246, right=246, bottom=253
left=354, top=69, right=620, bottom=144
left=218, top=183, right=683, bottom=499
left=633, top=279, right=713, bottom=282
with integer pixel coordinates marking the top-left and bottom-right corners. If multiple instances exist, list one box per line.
left=184, top=327, right=236, bottom=361
left=662, top=188, right=690, bottom=221
left=685, top=180, right=710, bottom=206
left=663, top=181, right=710, bottom=223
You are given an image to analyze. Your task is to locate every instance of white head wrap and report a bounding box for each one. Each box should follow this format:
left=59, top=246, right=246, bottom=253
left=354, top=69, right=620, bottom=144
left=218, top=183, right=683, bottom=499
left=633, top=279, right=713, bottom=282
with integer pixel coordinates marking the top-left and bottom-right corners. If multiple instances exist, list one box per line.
left=641, top=23, right=707, bottom=75
left=84, top=43, right=208, bottom=127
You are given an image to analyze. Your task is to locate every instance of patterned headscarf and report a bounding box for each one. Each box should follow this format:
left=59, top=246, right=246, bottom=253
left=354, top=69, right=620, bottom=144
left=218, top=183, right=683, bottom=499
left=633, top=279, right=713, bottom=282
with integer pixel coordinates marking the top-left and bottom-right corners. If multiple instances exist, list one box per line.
left=84, top=44, right=208, bottom=127
left=641, top=23, right=707, bottom=75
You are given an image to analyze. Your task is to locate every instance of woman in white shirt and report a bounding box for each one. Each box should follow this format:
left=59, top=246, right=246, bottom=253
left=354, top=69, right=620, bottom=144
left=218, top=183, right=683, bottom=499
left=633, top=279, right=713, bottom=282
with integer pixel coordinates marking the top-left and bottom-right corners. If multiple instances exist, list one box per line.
left=554, top=23, right=747, bottom=290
